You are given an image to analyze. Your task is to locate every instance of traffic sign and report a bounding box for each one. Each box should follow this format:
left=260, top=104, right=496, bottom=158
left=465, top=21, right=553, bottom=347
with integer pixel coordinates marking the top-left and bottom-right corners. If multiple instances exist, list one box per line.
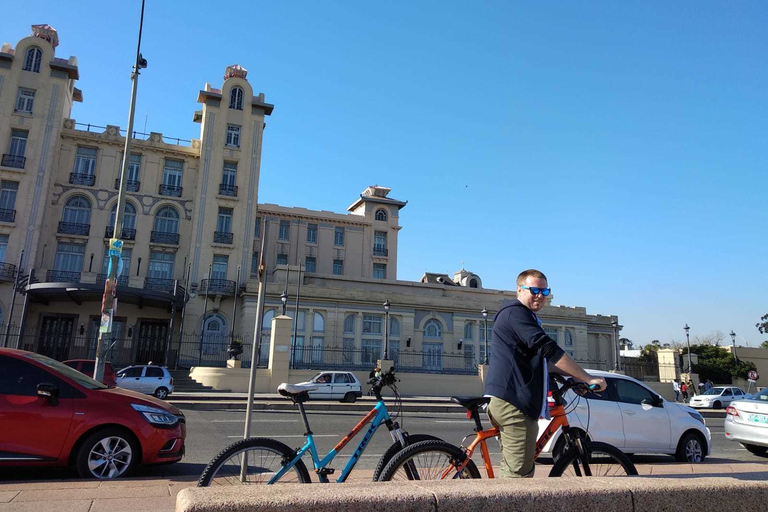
left=748, top=370, right=759, bottom=381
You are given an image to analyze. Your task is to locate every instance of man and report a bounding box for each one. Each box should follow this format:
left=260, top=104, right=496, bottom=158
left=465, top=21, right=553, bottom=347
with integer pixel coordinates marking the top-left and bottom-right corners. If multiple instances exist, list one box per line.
left=673, top=380, right=681, bottom=402
left=484, top=269, right=606, bottom=478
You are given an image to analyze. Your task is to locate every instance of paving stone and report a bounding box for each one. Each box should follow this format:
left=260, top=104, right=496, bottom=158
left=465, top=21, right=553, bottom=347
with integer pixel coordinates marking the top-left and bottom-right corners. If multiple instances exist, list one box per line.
left=13, top=485, right=169, bottom=502
left=0, top=500, right=92, bottom=512
left=0, top=492, right=18, bottom=504
left=89, top=496, right=177, bottom=512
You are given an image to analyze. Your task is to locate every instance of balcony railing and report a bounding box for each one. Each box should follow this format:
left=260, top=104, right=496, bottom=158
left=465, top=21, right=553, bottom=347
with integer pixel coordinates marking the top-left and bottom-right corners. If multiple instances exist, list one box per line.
left=201, top=279, right=236, bottom=297
left=218, top=183, right=238, bottom=197
left=150, top=231, right=179, bottom=245
left=104, top=226, right=136, bottom=240
left=144, top=277, right=175, bottom=293
left=159, top=184, right=182, bottom=197
left=0, top=208, right=16, bottom=223
left=58, top=222, right=90, bottom=236
left=0, top=262, right=17, bottom=281
left=373, top=247, right=388, bottom=257
left=1, top=154, right=25, bottom=169
left=96, top=273, right=129, bottom=287
left=214, top=231, right=233, bottom=244
left=69, top=173, right=96, bottom=186
left=115, top=178, right=140, bottom=192
left=46, top=270, right=81, bottom=283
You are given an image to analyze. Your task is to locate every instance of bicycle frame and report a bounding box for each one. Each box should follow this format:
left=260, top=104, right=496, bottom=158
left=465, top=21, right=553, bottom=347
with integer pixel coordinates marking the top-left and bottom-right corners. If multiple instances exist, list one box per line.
left=268, top=400, right=395, bottom=483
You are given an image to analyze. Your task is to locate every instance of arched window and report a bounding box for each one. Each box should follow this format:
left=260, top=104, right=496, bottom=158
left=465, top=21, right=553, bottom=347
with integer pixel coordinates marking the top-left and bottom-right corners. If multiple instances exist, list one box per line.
left=343, top=314, right=355, bottom=334
left=469, top=279, right=478, bottom=288
left=464, top=322, right=473, bottom=340
left=62, top=196, right=91, bottom=225
left=109, top=202, right=137, bottom=231
left=23, top=47, right=42, bottom=73
left=390, top=317, right=400, bottom=337
left=202, top=313, right=228, bottom=355
left=375, top=209, right=388, bottom=222
left=153, top=206, right=179, bottom=233
left=313, top=312, right=325, bottom=333
left=424, top=319, right=442, bottom=339
left=229, top=86, right=244, bottom=110
left=262, top=309, right=275, bottom=331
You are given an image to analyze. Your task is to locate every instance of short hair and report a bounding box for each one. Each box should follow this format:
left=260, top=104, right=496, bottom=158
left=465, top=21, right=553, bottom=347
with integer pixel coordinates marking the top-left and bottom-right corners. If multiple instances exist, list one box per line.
left=517, top=269, right=547, bottom=287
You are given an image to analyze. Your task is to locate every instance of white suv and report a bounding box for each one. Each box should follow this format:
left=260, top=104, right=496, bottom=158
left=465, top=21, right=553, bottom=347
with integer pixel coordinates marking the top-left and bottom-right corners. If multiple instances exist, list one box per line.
left=538, top=371, right=711, bottom=463
left=296, top=371, right=363, bottom=403
left=116, top=365, right=174, bottom=399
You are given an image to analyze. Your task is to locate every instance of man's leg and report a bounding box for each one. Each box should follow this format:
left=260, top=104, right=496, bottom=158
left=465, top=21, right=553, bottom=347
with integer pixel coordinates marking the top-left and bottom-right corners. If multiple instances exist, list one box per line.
left=487, top=397, right=538, bottom=478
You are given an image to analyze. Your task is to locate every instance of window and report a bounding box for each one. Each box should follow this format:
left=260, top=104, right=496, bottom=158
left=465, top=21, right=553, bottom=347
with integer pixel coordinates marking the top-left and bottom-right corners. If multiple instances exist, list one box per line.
left=217, top=208, right=233, bottom=233
left=423, top=342, right=443, bottom=371
left=334, top=373, right=354, bottom=384
left=146, top=367, right=164, bottom=378
left=424, top=319, right=443, bottom=339
left=565, top=330, right=574, bottom=346
left=307, top=223, right=318, bottom=244
left=0, top=235, right=8, bottom=263
left=469, top=279, right=478, bottom=288
left=162, top=159, right=183, bottom=187
left=464, top=322, right=473, bottom=340
left=8, top=130, right=28, bottom=157
left=333, top=259, right=343, bottom=275
left=0, top=181, right=18, bottom=212
left=373, top=263, right=387, bottom=279
left=148, top=251, right=175, bottom=279
left=390, top=317, right=401, bottom=337
left=125, top=154, right=141, bottom=182
left=612, top=379, right=656, bottom=406
left=374, top=231, right=387, bottom=255
left=203, top=313, right=229, bottom=354
left=229, top=86, right=244, bottom=110
left=343, top=314, right=355, bottom=334
left=54, top=242, right=85, bottom=271
left=120, top=367, right=143, bottom=378
left=222, top=162, right=237, bottom=185
left=305, top=256, right=316, bottom=273
left=375, top=209, right=388, bottom=222
left=251, top=252, right=259, bottom=275
left=226, top=124, right=241, bottom=147
left=363, top=315, right=382, bottom=334
left=109, top=202, right=137, bottom=232
left=334, top=227, right=345, bottom=246
left=479, top=322, right=493, bottom=342
left=254, top=217, right=261, bottom=238
left=15, top=88, right=35, bottom=113
left=23, top=47, right=42, bottom=73
left=276, top=253, right=288, bottom=265
left=102, top=248, right=131, bottom=277
left=279, top=220, right=290, bottom=241
left=73, top=147, right=97, bottom=176
left=62, top=196, right=91, bottom=225
left=362, top=339, right=381, bottom=364
left=313, top=312, right=325, bottom=332
left=343, top=338, right=355, bottom=363
left=544, top=328, right=559, bottom=343
left=212, top=255, right=228, bottom=280
left=153, top=207, right=179, bottom=233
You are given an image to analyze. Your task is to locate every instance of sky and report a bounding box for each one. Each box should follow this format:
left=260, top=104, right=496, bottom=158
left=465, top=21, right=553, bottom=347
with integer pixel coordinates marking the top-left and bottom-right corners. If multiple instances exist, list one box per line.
left=3, top=2, right=766, bottom=348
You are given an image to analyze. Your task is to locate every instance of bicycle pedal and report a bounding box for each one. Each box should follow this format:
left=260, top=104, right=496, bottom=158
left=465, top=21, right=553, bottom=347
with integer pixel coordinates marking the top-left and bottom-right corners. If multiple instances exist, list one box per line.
left=316, top=467, right=335, bottom=475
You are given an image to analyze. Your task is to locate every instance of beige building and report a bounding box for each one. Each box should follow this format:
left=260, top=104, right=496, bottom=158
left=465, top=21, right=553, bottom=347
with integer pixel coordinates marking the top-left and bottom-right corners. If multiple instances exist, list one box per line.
left=0, top=25, right=620, bottom=375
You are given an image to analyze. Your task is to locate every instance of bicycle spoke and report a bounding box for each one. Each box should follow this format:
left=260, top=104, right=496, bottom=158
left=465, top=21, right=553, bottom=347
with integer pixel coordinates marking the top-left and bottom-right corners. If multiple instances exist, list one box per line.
left=207, top=446, right=303, bottom=485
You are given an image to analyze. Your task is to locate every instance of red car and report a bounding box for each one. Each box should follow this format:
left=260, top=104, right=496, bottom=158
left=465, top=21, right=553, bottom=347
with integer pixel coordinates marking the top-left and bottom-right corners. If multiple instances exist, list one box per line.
left=0, top=348, right=185, bottom=479
left=62, top=359, right=117, bottom=387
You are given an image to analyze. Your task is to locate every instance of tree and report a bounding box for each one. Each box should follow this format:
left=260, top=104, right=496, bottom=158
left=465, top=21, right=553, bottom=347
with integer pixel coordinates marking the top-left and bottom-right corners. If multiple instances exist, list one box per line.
left=681, top=344, right=757, bottom=383
left=619, top=338, right=634, bottom=350
left=761, top=341, right=768, bottom=350
left=692, top=330, right=724, bottom=347
left=757, top=314, right=768, bottom=347
left=639, top=342, right=660, bottom=363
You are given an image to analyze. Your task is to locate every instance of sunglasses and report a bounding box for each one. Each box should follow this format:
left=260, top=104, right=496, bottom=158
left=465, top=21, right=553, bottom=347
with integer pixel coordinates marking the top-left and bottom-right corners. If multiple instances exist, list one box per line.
left=520, top=285, right=551, bottom=297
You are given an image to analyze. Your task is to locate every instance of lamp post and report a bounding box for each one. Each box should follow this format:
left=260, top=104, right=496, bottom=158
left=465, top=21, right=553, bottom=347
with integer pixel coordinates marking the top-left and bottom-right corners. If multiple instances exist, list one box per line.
left=611, top=320, right=620, bottom=371
left=383, top=300, right=390, bottom=360
left=729, top=330, right=738, bottom=365
left=280, top=290, right=288, bottom=316
left=482, top=307, right=489, bottom=365
left=684, top=324, right=691, bottom=373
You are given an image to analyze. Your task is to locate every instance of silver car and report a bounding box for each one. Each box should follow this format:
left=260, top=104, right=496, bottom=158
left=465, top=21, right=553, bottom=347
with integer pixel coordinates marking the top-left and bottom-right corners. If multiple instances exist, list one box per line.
left=116, top=365, right=174, bottom=399
left=725, top=388, right=768, bottom=456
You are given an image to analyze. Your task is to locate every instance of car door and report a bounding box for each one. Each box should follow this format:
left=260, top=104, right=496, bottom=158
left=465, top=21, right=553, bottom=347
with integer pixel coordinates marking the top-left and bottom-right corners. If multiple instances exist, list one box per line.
left=721, top=388, right=734, bottom=406
left=144, top=366, right=165, bottom=395
left=565, top=385, right=626, bottom=449
left=611, top=377, right=672, bottom=451
left=312, top=373, right=333, bottom=399
left=333, top=373, right=352, bottom=399
left=116, top=366, right=144, bottom=392
left=0, top=355, right=75, bottom=460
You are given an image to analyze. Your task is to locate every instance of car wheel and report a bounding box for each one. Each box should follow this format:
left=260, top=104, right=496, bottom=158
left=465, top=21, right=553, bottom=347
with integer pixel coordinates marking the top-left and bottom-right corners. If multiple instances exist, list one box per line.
left=76, top=427, right=138, bottom=479
left=713, top=400, right=722, bottom=409
left=676, top=432, right=705, bottom=463
left=154, top=387, right=169, bottom=399
left=742, top=443, right=768, bottom=456
left=341, top=392, right=357, bottom=403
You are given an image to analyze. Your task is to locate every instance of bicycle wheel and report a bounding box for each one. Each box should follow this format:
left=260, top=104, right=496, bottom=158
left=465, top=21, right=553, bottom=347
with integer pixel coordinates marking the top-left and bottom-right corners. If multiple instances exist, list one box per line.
left=378, top=439, right=481, bottom=481
left=372, top=433, right=442, bottom=481
left=549, top=441, right=637, bottom=477
left=198, top=437, right=311, bottom=486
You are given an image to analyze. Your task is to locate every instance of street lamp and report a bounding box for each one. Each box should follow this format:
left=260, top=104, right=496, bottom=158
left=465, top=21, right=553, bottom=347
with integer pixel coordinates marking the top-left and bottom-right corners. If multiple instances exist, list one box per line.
left=729, top=330, right=738, bottom=364
left=482, top=307, right=489, bottom=365
left=684, top=324, right=691, bottom=373
left=383, top=300, right=390, bottom=360
left=611, top=320, right=620, bottom=371
left=280, top=289, right=288, bottom=316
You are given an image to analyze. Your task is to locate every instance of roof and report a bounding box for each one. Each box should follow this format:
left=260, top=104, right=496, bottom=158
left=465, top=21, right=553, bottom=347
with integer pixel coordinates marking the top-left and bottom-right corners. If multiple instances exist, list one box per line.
left=420, top=273, right=458, bottom=286
left=197, top=89, right=274, bottom=115
left=50, top=57, right=79, bottom=79
left=347, top=194, right=408, bottom=212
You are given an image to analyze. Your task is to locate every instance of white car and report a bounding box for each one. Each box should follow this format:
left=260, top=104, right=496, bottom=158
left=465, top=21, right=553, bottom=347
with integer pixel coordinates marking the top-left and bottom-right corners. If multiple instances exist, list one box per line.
left=296, top=371, right=363, bottom=403
left=689, top=386, right=750, bottom=409
left=724, top=388, right=768, bottom=456
left=115, top=365, right=174, bottom=399
left=538, top=371, right=711, bottom=463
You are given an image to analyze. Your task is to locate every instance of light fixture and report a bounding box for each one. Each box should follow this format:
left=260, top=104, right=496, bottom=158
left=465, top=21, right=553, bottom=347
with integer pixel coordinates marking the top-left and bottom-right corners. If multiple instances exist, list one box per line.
left=280, top=290, right=288, bottom=316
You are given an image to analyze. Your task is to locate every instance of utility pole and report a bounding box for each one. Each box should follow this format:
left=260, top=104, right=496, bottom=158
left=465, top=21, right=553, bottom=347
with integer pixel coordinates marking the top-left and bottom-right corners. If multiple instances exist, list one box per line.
left=94, top=0, right=148, bottom=383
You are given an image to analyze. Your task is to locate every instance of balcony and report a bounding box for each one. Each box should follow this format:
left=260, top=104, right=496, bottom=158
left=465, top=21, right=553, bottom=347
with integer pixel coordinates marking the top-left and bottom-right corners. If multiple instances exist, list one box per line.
left=373, top=247, right=388, bottom=257
left=159, top=184, right=182, bottom=197
left=46, top=270, right=81, bottom=283
left=150, top=231, right=179, bottom=245
left=0, top=208, right=16, bottom=223
left=214, top=231, right=233, bottom=245
left=0, top=262, right=17, bottom=282
left=58, top=222, right=90, bottom=236
left=70, top=173, right=96, bottom=186
left=104, top=226, right=136, bottom=240
left=201, top=279, right=236, bottom=297
left=218, top=183, right=238, bottom=197
left=144, top=277, right=175, bottom=293
left=115, top=178, right=140, bottom=192
left=1, top=154, right=25, bottom=169
left=96, top=273, right=129, bottom=287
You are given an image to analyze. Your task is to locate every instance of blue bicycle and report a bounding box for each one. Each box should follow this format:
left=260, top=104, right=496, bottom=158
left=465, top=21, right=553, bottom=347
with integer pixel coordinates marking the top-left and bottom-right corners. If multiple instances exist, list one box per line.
left=198, top=369, right=439, bottom=485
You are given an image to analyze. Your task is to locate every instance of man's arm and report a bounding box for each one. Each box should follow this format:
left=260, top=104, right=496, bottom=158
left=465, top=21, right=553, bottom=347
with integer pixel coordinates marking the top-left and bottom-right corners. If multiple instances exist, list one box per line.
left=552, top=353, right=606, bottom=391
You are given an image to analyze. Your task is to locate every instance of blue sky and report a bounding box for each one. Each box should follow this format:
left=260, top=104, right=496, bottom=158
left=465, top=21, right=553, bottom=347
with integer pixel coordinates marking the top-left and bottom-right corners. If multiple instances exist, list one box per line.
left=4, top=2, right=766, bottom=348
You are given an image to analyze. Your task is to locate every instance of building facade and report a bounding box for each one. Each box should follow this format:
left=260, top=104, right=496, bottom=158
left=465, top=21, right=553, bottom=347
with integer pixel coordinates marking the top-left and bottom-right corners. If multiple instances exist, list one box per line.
left=0, top=26, right=621, bottom=373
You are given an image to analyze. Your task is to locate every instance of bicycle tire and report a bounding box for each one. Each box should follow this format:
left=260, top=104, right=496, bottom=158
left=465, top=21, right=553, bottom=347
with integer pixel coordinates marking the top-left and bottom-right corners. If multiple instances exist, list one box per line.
left=198, top=437, right=311, bottom=486
left=378, top=439, right=482, bottom=481
left=372, top=433, right=442, bottom=481
left=548, top=441, right=637, bottom=477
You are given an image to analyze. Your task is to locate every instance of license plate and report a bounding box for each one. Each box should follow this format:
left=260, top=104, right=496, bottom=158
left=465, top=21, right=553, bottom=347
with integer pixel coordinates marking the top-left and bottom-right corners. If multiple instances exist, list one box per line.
left=747, top=414, right=768, bottom=424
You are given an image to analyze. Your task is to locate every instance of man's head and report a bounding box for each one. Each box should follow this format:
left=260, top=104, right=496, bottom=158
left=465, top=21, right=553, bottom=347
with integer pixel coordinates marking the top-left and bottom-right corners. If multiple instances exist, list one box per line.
left=516, top=269, right=549, bottom=312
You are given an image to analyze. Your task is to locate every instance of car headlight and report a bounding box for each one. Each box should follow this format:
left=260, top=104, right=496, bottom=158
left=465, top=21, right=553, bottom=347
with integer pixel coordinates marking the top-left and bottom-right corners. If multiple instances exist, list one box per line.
left=688, top=411, right=706, bottom=425
left=132, top=403, right=179, bottom=427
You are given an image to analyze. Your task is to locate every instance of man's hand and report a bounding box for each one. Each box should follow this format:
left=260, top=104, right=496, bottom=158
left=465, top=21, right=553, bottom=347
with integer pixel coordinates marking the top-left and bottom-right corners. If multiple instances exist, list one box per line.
left=588, top=377, right=607, bottom=392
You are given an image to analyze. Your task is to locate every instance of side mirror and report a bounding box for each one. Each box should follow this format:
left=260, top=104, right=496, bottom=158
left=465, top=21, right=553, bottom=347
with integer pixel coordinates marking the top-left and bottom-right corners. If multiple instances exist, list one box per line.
left=37, top=382, right=60, bottom=406
left=653, top=395, right=664, bottom=407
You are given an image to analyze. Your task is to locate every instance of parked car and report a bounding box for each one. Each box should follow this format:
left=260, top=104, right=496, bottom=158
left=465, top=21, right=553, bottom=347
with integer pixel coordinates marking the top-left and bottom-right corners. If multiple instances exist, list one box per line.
left=0, top=348, right=185, bottom=479
left=63, top=359, right=117, bottom=387
left=115, top=365, right=174, bottom=399
left=537, top=371, right=711, bottom=463
left=724, top=388, right=768, bottom=456
left=296, top=371, right=363, bottom=402
left=689, top=386, right=750, bottom=409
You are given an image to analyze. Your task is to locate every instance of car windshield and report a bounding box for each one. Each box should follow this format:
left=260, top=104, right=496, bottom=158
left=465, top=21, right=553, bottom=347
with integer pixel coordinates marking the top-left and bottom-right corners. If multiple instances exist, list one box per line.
left=702, top=387, right=724, bottom=395
left=753, top=390, right=768, bottom=401
left=23, top=353, right=108, bottom=390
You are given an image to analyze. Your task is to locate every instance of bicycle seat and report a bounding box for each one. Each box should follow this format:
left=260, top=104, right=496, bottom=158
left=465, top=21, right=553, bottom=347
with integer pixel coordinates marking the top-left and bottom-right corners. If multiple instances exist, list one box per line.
left=278, top=382, right=318, bottom=399
left=451, top=396, right=490, bottom=412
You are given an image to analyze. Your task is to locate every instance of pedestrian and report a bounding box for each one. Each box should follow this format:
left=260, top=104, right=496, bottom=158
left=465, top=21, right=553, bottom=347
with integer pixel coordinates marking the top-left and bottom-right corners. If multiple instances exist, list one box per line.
left=687, top=380, right=696, bottom=397
left=672, top=380, right=680, bottom=402
left=705, top=379, right=713, bottom=391
left=484, top=269, right=606, bottom=478
left=681, top=382, right=688, bottom=402
left=698, top=381, right=705, bottom=394
left=367, top=366, right=381, bottom=395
